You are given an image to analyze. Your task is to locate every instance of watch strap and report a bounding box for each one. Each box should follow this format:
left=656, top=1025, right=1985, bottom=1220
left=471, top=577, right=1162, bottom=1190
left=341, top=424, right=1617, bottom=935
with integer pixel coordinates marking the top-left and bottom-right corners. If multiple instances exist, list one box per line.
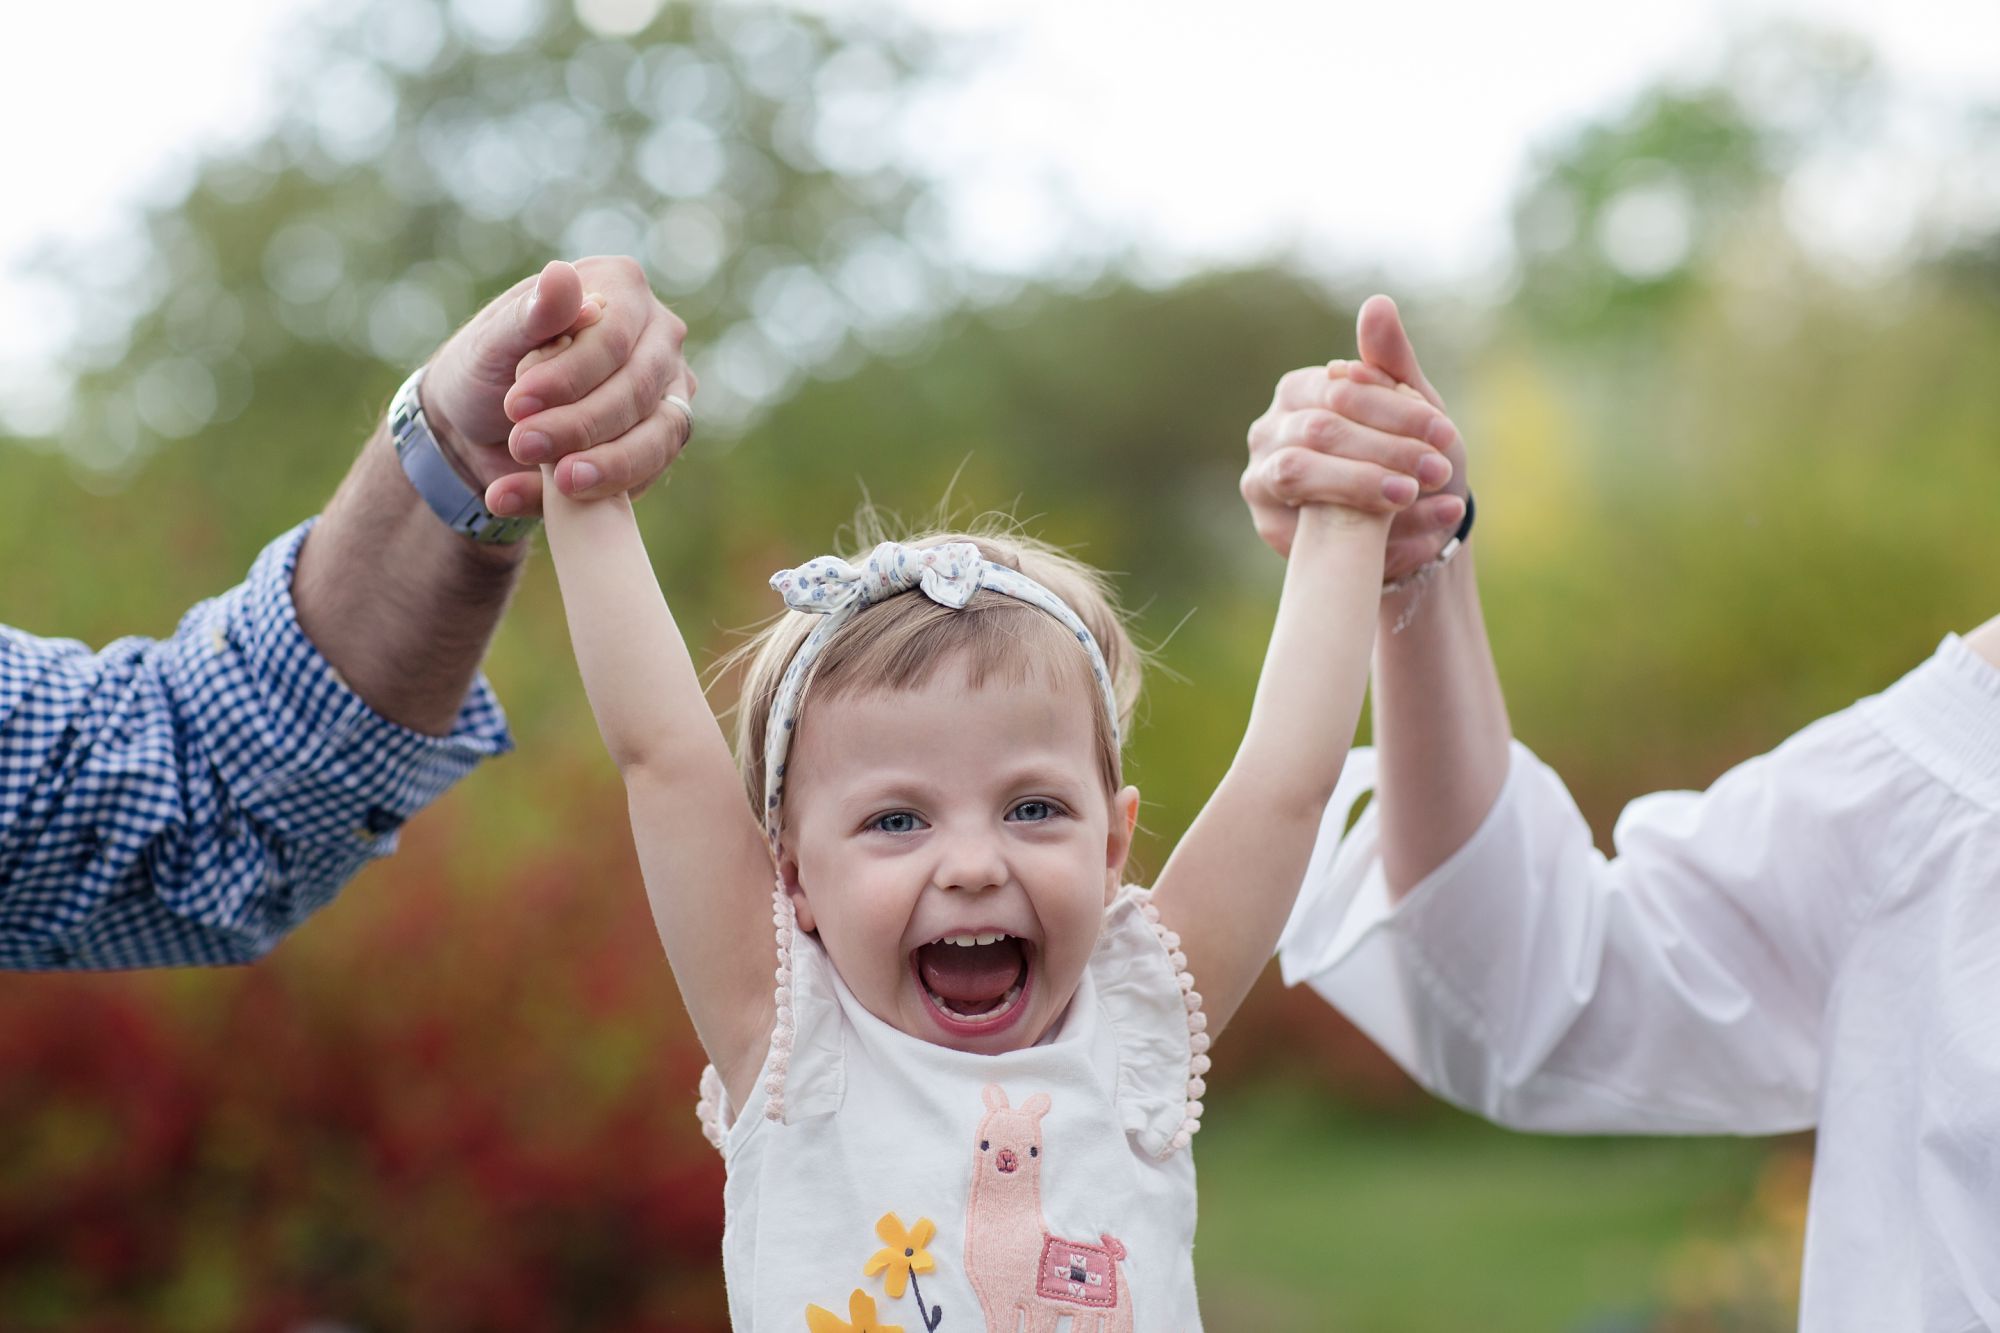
left=389, top=367, right=538, bottom=545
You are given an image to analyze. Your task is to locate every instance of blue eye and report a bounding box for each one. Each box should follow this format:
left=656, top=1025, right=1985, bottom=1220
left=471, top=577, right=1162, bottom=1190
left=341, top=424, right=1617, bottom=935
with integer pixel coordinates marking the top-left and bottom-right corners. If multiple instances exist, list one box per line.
left=1009, top=800, right=1059, bottom=823
left=871, top=811, right=923, bottom=834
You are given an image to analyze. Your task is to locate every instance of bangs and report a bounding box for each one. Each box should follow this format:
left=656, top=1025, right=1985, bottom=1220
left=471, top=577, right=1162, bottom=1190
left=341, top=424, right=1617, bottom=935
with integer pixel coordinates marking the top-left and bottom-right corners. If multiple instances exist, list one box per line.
left=812, top=591, right=1105, bottom=736
left=730, top=527, right=1143, bottom=826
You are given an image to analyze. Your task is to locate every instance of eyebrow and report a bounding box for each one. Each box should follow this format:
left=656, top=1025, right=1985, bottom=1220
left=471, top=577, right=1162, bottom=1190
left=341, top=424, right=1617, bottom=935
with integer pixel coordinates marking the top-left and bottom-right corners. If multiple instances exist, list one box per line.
left=836, top=761, right=1092, bottom=806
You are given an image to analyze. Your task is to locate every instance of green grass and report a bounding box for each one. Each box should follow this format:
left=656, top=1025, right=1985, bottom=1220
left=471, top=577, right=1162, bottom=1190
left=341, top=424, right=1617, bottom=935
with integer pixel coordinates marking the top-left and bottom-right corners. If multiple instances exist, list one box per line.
left=1192, top=1086, right=1777, bottom=1332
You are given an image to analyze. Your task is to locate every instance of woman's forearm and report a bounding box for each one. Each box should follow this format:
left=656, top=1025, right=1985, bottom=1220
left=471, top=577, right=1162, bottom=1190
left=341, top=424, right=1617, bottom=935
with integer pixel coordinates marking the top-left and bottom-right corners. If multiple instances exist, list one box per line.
left=1965, top=613, right=2000, bottom=670
left=1371, top=549, right=1513, bottom=900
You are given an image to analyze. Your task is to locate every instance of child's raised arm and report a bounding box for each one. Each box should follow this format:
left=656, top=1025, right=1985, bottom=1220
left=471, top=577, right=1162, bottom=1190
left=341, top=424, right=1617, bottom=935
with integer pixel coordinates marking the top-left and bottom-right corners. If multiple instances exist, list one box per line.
left=539, top=470, right=777, bottom=1105
left=1150, top=375, right=1443, bottom=1034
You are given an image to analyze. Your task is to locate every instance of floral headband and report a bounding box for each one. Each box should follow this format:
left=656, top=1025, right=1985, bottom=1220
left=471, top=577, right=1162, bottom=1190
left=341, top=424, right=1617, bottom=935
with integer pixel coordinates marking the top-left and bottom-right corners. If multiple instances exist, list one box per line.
left=761, top=540, right=1122, bottom=852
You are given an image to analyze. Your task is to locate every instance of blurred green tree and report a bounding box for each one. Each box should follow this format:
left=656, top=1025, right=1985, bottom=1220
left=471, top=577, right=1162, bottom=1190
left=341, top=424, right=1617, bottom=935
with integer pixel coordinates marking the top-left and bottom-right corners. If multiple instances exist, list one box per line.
left=1504, top=21, right=1884, bottom=341
left=10, top=0, right=955, bottom=611
left=1458, top=22, right=2000, bottom=831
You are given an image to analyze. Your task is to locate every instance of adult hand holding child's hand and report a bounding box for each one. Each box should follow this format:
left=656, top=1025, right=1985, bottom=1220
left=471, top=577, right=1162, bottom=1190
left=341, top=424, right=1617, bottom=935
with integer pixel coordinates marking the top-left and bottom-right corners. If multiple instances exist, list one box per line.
left=1242, top=295, right=1470, bottom=580
left=418, top=256, right=694, bottom=520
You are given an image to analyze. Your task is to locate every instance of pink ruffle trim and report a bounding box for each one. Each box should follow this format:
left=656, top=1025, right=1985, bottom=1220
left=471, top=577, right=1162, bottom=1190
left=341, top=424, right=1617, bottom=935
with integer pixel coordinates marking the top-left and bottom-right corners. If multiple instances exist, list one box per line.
left=763, top=881, right=797, bottom=1123
left=1137, top=891, right=1209, bottom=1156
left=695, top=1064, right=728, bottom=1153
left=691, top=882, right=797, bottom=1151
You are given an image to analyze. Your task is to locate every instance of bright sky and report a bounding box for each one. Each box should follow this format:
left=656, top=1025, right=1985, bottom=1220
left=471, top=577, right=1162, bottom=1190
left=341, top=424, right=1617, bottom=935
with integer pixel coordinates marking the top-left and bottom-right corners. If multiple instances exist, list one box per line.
left=2, top=0, right=1994, bottom=434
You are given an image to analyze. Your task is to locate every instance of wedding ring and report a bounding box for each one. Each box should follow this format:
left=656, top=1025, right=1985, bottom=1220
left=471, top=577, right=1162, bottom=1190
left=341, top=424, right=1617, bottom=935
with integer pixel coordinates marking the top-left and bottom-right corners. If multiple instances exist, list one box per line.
left=664, top=393, right=695, bottom=440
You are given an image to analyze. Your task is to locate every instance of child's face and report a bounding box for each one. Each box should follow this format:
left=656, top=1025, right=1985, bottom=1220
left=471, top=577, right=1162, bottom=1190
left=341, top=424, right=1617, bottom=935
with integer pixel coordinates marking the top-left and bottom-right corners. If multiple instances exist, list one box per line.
left=778, top=660, right=1139, bottom=1054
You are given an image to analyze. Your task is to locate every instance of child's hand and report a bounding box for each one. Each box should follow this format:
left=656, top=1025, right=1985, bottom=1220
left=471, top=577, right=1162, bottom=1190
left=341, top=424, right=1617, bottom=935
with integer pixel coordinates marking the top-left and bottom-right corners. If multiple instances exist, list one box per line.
left=420, top=258, right=691, bottom=517
left=1242, top=363, right=1453, bottom=555
left=1241, top=296, right=1469, bottom=574
left=514, top=295, right=694, bottom=503
left=515, top=291, right=606, bottom=374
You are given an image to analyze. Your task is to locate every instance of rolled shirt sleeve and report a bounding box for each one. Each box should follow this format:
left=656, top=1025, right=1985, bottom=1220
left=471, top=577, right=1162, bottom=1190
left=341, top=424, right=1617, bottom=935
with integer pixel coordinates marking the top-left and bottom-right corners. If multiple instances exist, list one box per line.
left=1278, top=640, right=1993, bottom=1137
left=1282, top=637, right=2000, bottom=1326
left=0, top=519, right=512, bottom=970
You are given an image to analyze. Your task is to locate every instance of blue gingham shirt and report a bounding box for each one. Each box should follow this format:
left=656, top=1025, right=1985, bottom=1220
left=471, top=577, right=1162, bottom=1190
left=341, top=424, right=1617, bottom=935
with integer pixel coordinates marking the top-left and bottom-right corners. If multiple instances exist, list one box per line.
left=1, top=520, right=511, bottom=970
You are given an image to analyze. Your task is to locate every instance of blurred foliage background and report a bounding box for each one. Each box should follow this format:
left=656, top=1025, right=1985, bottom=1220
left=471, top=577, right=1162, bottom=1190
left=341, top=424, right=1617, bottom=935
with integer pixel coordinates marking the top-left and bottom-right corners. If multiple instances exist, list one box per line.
left=2, top=0, right=1995, bottom=1328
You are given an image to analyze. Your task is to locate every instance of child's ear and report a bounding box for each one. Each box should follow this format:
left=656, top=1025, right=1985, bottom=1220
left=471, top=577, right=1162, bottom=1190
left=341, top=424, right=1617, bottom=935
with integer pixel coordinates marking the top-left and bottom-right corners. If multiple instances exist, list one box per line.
left=778, top=845, right=817, bottom=933
left=1104, top=785, right=1140, bottom=902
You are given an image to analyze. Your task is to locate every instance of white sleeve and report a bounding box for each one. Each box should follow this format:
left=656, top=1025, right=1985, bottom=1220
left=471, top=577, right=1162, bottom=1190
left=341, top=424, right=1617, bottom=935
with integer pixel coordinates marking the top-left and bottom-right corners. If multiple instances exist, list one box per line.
left=1279, top=636, right=2000, bottom=1135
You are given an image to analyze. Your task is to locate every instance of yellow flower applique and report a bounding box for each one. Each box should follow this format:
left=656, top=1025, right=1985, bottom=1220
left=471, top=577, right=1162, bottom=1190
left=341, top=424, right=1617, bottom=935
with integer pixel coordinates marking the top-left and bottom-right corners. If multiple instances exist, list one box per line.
left=805, top=1288, right=903, bottom=1333
left=863, top=1213, right=937, bottom=1299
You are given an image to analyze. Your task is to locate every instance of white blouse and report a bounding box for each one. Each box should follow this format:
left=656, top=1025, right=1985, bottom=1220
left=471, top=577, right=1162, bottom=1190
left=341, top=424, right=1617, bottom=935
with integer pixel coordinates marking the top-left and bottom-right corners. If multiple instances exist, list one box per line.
left=1279, top=636, right=2000, bottom=1332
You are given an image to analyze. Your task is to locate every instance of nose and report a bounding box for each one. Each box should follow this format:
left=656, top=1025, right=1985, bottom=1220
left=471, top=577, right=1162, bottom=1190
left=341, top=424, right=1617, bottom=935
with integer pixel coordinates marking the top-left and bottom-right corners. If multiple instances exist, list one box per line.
left=996, top=1148, right=1018, bottom=1173
left=933, top=823, right=1006, bottom=894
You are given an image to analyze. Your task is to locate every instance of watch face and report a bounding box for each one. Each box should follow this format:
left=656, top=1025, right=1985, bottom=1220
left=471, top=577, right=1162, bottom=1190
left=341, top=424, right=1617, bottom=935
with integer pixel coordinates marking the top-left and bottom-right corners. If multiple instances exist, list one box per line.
left=471, top=514, right=540, bottom=544
left=389, top=368, right=424, bottom=439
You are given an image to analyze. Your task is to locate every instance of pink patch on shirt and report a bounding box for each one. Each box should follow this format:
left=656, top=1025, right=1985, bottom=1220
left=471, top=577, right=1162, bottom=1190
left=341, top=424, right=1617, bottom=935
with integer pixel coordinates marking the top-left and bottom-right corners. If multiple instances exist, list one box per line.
left=1036, top=1234, right=1123, bottom=1307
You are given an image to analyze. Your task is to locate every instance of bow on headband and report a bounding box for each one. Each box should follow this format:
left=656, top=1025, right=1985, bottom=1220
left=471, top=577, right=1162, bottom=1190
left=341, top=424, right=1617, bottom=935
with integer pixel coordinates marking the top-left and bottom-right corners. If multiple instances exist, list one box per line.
left=770, top=541, right=983, bottom=615
left=760, top=539, right=1124, bottom=852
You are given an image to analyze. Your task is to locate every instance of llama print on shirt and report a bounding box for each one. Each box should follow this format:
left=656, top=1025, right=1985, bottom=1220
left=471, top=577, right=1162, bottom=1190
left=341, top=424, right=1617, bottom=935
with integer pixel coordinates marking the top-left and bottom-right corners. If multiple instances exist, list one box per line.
left=962, top=1084, right=1134, bottom=1333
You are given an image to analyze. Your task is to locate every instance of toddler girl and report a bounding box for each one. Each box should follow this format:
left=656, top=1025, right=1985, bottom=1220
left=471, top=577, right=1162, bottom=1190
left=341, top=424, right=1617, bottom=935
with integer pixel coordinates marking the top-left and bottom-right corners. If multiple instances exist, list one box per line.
left=537, top=360, right=1441, bottom=1329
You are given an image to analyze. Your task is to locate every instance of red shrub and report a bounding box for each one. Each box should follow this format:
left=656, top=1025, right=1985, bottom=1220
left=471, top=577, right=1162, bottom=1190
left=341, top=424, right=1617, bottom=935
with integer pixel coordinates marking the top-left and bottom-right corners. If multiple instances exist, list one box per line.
left=0, top=783, right=728, bottom=1330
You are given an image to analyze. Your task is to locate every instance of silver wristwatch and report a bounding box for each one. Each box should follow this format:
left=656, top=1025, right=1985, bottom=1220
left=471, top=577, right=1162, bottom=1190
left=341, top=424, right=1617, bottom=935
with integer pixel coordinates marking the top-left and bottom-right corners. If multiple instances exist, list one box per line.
left=389, top=367, right=539, bottom=544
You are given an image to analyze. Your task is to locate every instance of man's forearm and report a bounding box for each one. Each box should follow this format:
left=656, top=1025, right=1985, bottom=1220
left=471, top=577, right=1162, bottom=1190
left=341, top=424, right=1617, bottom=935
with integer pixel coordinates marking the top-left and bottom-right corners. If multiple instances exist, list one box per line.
left=1371, top=551, right=1513, bottom=900
left=292, top=421, right=529, bottom=735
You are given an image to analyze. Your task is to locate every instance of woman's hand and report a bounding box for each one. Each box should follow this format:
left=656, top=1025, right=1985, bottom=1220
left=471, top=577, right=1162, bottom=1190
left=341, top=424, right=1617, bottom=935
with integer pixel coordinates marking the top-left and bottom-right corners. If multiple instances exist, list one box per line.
left=1241, top=295, right=1469, bottom=581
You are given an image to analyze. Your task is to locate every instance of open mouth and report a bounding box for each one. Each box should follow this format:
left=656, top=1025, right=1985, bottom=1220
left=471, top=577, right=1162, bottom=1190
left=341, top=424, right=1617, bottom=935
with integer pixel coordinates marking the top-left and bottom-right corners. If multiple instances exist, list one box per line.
left=911, top=933, right=1033, bottom=1036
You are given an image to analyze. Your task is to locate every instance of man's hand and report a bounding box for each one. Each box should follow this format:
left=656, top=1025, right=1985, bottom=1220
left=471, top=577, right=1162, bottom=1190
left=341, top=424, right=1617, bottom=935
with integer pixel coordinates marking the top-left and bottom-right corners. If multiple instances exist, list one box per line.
left=420, top=257, right=694, bottom=519
left=1241, top=295, right=1468, bottom=580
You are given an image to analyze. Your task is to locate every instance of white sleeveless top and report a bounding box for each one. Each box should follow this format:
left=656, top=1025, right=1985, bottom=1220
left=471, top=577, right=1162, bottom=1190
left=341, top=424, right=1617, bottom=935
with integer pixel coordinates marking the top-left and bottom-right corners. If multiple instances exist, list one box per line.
left=698, top=887, right=1210, bottom=1332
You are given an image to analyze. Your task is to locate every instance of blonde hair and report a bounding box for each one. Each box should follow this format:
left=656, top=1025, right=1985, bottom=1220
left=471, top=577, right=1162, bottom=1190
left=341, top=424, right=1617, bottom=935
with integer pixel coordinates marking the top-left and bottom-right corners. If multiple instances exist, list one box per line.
left=729, top=522, right=1142, bottom=828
